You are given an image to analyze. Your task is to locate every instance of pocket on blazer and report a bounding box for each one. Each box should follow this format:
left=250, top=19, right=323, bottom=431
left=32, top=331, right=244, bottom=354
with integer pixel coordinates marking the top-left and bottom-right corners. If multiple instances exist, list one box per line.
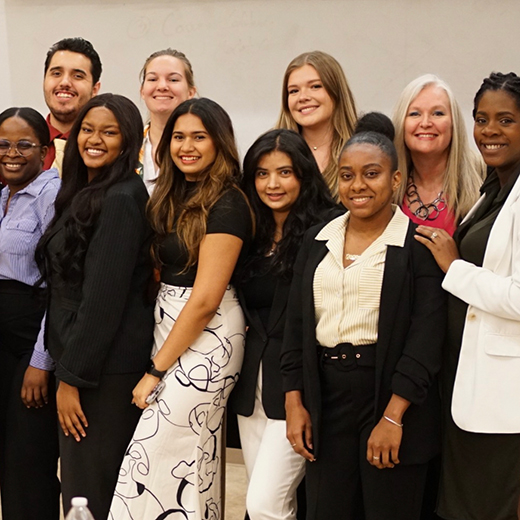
left=484, top=333, right=520, bottom=357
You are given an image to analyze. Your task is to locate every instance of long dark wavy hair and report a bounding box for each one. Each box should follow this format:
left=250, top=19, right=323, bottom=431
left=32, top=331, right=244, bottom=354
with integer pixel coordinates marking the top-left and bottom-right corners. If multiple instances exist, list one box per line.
left=148, top=97, right=247, bottom=269
left=36, top=93, right=143, bottom=288
left=241, top=129, right=336, bottom=281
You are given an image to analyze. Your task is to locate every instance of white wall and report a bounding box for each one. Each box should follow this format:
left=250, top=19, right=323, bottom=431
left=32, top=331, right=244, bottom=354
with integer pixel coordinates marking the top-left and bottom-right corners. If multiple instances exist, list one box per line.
left=2, top=0, right=520, bottom=154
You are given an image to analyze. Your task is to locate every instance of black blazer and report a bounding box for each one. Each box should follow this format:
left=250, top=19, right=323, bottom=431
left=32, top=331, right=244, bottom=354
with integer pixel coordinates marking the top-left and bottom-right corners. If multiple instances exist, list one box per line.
left=281, top=218, right=447, bottom=464
left=230, top=277, right=291, bottom=419
left=44, top=174, right=155, bottom=388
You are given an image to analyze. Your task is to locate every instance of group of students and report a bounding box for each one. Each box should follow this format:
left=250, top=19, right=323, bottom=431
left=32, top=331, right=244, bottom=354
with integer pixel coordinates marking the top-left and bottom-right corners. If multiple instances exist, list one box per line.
left=0, top=35, right=519, bottom=520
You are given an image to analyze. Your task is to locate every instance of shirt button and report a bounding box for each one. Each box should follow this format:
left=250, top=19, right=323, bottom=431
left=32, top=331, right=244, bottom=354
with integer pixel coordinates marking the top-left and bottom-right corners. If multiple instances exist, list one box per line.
left=467, top=313, right=476, bottom=321
left=356, top=353, right=361, bottom=359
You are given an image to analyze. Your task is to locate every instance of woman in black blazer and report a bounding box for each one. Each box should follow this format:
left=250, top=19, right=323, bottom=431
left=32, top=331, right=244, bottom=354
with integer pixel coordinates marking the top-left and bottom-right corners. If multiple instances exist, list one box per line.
left=36, top=94, right=155, bottom=520
left=230, top=129, right=336, bottom=520
left=281, top=130, right=446, bottom=520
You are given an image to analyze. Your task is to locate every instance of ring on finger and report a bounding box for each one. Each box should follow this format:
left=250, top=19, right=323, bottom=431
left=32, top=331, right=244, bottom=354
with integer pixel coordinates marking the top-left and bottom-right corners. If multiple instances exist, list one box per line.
left=431, top=232, right=438, bottom=240
left=291, top=443, right=297, bottom=447
left=373, top=456, right=380, bottom=460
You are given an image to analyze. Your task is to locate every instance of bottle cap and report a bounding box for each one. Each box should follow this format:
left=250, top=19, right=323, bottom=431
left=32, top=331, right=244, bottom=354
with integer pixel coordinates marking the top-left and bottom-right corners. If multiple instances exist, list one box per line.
left=71, top=497, right=88, bottom=507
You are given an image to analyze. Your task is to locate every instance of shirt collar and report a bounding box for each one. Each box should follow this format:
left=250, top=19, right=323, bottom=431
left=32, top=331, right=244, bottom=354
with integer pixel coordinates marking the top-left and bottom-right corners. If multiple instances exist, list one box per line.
left=316, top=205, right=409, bottom=248
left=1, top=168, right=60, bottom=201
left=46, top=114, right=70, bottom=141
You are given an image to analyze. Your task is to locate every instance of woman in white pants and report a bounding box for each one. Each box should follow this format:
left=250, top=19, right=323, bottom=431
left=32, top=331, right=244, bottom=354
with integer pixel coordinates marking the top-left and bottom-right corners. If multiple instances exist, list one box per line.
left=230, top=129, right=337, bottom=520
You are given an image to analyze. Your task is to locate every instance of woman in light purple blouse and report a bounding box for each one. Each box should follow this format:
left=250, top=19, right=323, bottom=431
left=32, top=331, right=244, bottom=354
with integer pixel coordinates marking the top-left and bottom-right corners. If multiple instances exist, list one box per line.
left=0, top=107, right=61, bottom=520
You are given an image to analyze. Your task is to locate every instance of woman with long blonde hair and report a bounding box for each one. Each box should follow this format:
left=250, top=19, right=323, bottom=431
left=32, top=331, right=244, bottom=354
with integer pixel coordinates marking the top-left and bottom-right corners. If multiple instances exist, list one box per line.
left=277, top=51, right=357, bottom=198
left=393, top=74, right=483, bottom=235
left=110, top=97, right=252, bottom=520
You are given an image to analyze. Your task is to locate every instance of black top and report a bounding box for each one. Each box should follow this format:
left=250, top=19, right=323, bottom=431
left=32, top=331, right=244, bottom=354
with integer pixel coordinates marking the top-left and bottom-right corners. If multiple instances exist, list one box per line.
left=44, top=174, right=155, bottom=388
left=159, top=188, right=252, bottom=286
left=242, top=256, right=277, bottom=327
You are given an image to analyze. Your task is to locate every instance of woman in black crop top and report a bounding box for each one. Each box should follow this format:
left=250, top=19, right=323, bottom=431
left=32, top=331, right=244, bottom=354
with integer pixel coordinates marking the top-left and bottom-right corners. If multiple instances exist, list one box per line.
left=229, top=129, right=336, bottom=520
left=110, top=98, right=252, bottom=520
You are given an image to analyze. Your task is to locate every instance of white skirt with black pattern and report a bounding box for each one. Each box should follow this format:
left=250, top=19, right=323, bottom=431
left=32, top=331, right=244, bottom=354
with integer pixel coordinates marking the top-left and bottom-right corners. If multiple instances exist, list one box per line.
left=109, top=283, right=245, bottom=520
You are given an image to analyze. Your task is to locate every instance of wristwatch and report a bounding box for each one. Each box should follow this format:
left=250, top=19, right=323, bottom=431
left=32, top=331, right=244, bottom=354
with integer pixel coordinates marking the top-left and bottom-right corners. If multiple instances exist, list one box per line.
left=147, top=361, right=167, bottom=379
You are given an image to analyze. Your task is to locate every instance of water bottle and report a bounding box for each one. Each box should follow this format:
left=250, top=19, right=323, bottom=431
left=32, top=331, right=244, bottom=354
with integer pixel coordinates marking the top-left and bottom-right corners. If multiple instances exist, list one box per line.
left=65, top=497, right=95, bottom=520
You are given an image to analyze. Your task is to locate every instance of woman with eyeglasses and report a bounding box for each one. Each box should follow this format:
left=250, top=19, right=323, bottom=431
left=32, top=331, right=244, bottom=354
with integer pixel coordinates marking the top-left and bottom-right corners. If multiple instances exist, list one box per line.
left=0, top=107, right=61, bottom=520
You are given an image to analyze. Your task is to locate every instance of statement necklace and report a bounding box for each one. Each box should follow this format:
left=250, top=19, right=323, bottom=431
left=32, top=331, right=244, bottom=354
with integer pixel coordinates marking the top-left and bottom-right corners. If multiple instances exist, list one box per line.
left=406, top=174, right=447, bottom=221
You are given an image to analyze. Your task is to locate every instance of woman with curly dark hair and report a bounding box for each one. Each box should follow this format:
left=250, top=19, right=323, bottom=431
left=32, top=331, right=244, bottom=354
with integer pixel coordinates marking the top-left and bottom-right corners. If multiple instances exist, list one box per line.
left=229, top=129, right=337, bottom=520
left=36, top=93, right=155, bottom=520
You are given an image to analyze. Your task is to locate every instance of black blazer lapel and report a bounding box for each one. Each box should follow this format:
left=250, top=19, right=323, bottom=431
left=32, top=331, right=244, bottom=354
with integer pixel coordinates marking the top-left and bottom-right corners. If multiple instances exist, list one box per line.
left=266, top=280, right=290, bottom=334
left=375, top=241, right=409, bottom=402
left=238, top=287, right=267, bottom=342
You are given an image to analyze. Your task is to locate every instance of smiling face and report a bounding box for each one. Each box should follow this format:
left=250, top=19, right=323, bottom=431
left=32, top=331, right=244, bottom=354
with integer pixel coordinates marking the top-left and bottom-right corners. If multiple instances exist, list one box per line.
left=140, top=55, right=196, bottom=117
left=0, top=117, right=47, bottom=194
left=170, top=113, right=217, bottom=181
left=287, top=64, right=334, bottom=131
left=44, top=51, right=100, bottom=132
left=404, top=85, right=453, bottom=159
left=338, top=143, right=401, bottom=224
left=474, top=89, right=520, bottom=180
left=77, top=106, right=123, bottom=181
left=254, top=150, right=301, bottom=219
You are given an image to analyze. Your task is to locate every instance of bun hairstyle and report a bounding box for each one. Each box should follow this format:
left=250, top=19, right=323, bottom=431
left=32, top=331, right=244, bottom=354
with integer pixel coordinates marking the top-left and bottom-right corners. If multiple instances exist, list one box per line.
left=342, top=131, right=398, bottom=171
left=344, top=114, right=398, bottom=170
left=354, top=111, right=395, bottom=142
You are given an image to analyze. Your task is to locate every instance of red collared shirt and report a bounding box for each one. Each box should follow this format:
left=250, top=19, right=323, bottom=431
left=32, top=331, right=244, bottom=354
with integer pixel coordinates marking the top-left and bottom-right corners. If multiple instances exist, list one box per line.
left=43, top=114, right=70, bottom=171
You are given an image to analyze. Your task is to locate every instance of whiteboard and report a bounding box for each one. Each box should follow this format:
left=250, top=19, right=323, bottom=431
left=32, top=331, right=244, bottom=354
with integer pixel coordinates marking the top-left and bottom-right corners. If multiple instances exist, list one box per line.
left=2, top=0, right=520, bottom=155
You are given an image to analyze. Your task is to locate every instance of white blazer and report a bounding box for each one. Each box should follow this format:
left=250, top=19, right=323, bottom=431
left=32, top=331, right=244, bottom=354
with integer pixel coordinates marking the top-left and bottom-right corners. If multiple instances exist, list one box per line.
left=443, top=174, right=520, bottom=433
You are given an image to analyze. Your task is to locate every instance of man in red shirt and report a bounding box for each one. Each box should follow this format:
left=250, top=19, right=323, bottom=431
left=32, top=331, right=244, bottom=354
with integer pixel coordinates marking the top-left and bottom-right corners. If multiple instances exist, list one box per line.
left=43, top=37, right=102, bottom=173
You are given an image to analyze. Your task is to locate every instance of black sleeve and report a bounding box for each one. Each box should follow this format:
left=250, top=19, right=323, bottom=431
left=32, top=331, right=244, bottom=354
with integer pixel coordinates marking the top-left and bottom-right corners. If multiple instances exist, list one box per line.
left=206, top=188, right=251, bottom=242
left=391, top=238, right=447, bottom=405
left=55, top=190, right=148, bottom=387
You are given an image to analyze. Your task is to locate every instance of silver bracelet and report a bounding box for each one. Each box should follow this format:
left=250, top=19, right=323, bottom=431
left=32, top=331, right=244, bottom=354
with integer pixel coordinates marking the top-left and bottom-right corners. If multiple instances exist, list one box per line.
left=383, top=415, right=403, bottom=428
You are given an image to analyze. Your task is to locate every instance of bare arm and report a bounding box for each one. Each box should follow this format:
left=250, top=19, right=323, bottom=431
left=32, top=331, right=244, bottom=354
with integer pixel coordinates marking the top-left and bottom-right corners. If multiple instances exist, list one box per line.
left=132, top=233, right=244, bottom=408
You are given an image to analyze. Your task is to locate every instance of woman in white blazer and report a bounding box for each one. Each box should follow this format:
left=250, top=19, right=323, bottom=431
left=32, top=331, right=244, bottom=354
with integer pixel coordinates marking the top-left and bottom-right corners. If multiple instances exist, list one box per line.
left=416, top=72, right=520, bottom=520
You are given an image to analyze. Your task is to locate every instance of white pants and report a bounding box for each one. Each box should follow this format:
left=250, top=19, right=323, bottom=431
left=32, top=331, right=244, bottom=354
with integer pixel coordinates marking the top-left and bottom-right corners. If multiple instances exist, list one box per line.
left=237, top=367, right=306, bottom=520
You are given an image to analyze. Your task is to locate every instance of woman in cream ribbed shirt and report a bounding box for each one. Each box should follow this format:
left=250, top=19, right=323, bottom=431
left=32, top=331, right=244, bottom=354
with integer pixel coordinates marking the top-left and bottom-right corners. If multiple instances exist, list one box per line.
left=281, top=130, right=446, bottom=520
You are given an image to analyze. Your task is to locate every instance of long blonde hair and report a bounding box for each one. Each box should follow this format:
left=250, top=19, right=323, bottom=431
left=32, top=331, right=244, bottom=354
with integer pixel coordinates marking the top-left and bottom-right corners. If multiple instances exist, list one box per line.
left=393, top=74, right=483, bottom=221
left=276, top=51, right=358, bottom=197
left=148, top=98, right=246, bottom=269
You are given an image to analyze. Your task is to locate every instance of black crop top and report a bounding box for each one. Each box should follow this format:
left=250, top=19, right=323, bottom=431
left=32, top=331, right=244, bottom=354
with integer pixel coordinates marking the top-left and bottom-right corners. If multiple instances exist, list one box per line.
left=159, top=188, right=252, bottom=287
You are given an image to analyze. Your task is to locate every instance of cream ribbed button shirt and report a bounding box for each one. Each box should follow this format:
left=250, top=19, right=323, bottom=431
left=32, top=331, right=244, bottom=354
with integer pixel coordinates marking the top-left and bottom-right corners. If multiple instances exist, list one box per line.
left=313, top=206, right=409, bottom=348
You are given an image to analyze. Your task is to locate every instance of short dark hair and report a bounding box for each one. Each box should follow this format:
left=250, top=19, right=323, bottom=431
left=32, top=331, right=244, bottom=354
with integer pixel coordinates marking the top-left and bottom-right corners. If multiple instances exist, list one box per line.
left=473, top=72, right=520, bottom=118
left=354, top=111, right=395, bottom=142
left=241, top=129, right=336, bottom=280
left=342, top=131, right=399, bottom=171
left=0, top=107, right=50, bottom=146
left=44, top=37, right=102, bottom=84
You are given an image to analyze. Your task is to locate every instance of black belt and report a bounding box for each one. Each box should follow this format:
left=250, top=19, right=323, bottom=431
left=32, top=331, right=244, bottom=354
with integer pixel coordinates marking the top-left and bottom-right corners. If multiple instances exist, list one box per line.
left=0, top=279, right=43, bottom=295
left=319, top=342, right=376, bottom=370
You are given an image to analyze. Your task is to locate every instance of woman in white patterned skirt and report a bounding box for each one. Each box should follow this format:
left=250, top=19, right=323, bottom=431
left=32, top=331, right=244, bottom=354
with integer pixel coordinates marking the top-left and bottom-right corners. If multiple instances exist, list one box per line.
left=109, top=98, right=252, bottom=520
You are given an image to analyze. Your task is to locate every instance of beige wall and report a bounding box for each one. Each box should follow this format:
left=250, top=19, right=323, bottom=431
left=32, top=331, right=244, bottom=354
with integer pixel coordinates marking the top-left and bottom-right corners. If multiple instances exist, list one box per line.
left=1, top=0, right=520, bottom=154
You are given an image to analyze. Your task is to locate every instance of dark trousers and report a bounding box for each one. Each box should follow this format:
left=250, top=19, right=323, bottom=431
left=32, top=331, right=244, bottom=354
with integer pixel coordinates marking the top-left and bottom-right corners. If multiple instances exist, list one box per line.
left=306, top=347, right=428, bottom=520
left=0, top=280, right=60, bottom=520
left=59, top=372, right=143, bottom=520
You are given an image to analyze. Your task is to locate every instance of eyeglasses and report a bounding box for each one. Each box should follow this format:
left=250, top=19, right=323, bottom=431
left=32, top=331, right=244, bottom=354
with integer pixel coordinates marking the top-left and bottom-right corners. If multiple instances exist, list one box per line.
left=0, top=140, right=42, bottom=157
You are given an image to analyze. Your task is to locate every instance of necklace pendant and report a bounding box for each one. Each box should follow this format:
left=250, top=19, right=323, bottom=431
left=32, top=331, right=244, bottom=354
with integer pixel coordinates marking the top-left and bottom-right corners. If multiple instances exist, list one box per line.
left=313, top=146, right=317, bottom=150
left=345, top=253, right=360, bottom=261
